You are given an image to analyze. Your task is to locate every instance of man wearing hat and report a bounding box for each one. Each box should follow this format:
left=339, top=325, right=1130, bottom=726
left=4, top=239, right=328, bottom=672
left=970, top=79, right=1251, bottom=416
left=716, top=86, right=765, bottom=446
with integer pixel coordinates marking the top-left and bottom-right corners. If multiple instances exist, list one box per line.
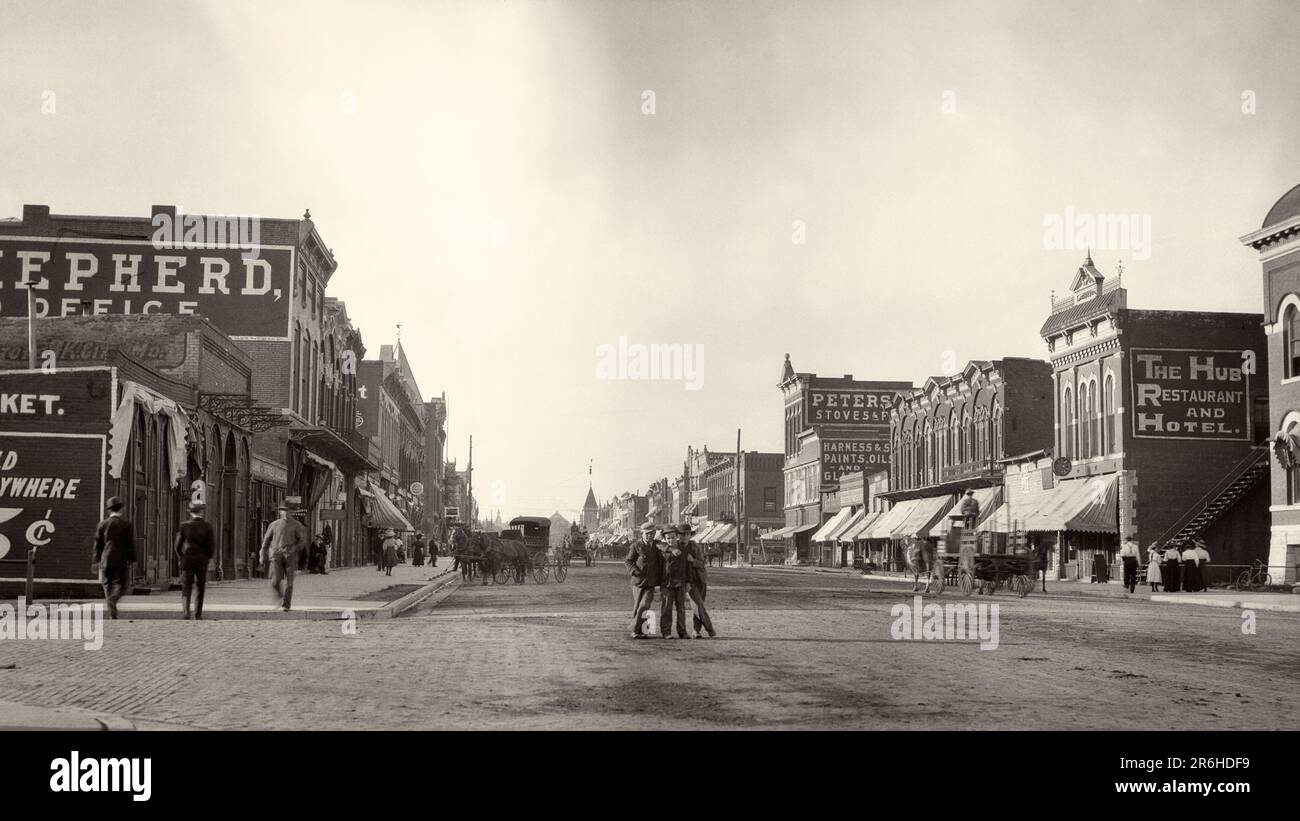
left=1118, top=536, right=1140, bottom=594
left=678, top=523, right=716, bottom=638
left=260, top=502, right=308, bottom=611
left=175, top=502, right=215, bottom=619
left=624, top=521, right=663, bottom=638
left=92, top=496, right=136, bottom=619
left=658, top=524, right=691, bottom=639
left=959, top=489, right=980, bottom=530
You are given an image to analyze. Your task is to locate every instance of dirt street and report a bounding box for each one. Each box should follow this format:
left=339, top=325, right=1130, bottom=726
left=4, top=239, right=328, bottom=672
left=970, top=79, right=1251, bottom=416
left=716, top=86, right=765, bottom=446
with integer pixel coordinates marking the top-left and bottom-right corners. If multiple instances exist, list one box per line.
left=1, top=562, right=1295, bottom=729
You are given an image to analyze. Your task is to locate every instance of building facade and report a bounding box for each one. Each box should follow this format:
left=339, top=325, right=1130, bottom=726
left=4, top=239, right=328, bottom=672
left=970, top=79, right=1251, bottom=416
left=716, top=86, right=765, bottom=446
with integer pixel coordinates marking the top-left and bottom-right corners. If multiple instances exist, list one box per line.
left=1241, top=182, right=1300, bottom=583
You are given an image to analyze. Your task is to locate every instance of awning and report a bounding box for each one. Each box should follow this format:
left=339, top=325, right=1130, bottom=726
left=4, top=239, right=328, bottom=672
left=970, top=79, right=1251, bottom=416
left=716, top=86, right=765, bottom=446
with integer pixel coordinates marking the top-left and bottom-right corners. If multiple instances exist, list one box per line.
left=831, top=509, right=866, bottom=542
left=367, top=481, right=415, bottom=532
left=695, top=522, right=722, bottom=542
left=864, top=499, right=920, bottom=539
left=760, top=521, right=818, bottom=540
left=1025, top=475, right=1118, bottom=533
left=933, top=487, right=1003, bottom=536
left=704, top=524, right=736, bottom=543
left=810, top=507, right=854, bottom=542
left=839, top=509, right=878, bottom=541
left=893, top=494, right=955, bottom=538
left=108, top=380, right=189, bottom=486
left=681, top=502, right=699, bottom=516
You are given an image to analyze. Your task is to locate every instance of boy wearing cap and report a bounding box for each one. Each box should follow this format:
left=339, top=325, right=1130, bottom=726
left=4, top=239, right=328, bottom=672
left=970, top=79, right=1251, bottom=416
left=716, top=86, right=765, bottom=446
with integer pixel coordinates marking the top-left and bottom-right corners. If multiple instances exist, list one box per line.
left=93, top=497, right=136, bottom=619
left=679, top=524, right=716, bottom=638
left=625, top=521, right=663, bottom=638
left=175, top=502, right=215, bottom=619
left=658, top=526, right=691, bottom=639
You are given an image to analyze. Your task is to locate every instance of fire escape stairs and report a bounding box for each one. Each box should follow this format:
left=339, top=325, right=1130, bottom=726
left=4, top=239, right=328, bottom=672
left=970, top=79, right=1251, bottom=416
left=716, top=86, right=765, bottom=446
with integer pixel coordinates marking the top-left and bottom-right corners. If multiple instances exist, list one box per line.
left=1158, top=447, right=1268, bottom=547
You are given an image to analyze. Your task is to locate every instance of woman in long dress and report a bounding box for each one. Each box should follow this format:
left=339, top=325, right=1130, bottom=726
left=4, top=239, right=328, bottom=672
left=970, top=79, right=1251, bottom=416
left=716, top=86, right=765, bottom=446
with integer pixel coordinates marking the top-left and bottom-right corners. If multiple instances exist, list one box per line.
left=1146, top=544, right=1162, bottom=592
left=1181, top=542, right=1201, bottom=592
left=1163, top=543, right=1182, bottom=592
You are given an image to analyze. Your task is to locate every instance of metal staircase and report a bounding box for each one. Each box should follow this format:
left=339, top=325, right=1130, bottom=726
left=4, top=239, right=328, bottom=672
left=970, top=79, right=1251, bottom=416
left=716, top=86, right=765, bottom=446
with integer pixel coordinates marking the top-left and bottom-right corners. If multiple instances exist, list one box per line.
left=1152, top=447, right=1269, bottom=549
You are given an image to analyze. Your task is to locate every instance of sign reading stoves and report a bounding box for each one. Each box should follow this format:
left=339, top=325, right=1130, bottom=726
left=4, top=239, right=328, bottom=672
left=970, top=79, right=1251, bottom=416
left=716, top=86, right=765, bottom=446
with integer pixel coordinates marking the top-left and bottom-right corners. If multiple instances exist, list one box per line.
left=1131, top=348, right=1251, bottom=441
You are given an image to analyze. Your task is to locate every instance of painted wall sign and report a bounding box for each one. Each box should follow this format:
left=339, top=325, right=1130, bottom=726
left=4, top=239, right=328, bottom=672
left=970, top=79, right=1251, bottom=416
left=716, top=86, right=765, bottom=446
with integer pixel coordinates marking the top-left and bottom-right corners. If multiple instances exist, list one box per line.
left=805, top=388, right=896, bottom=426
left=0, top=237, right=293, bottom=339
left=1130, top=348, right=1251, bottom=440
left=819, top=431, right=891, bottom=486
left=0, top=432, right=105, bottom=578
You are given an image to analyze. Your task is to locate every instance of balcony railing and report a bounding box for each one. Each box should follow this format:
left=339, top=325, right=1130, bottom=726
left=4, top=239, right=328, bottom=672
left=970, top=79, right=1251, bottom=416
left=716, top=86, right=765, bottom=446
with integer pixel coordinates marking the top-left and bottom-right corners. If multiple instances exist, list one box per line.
left=940, top=457, right=999, bottom=483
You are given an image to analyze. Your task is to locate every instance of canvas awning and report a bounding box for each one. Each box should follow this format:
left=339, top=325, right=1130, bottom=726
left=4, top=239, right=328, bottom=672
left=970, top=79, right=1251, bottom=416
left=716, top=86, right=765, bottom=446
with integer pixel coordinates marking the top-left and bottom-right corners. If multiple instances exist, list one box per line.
left=681, top=502, right=699, bottom=516
left=695, top=522, right=722, bottom=542
left=864, top=499, right=919, bottom=539
left=893, top=494, right=955, bottom=538
left=1024, top=474, right=1119, bottom=533
left=367, top=481, right=415, bottom=532
left=810, top=507, right=854, bottom=542
left=705, top=524, right=736, bottom=543
left=933, top=486, right=1003, bottom=536
left=832, top=509, right=866, bottom=542
left=839, top=509, right=879, bottom=541
left=760, top=521, right=818, bottom=540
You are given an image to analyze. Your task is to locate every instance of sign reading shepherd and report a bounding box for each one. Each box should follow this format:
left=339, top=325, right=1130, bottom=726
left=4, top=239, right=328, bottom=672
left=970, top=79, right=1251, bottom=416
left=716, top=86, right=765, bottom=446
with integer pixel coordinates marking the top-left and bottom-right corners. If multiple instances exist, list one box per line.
left=0, top=237, right=293, bottom=339
left=1130, top=348, right=1250, bottom=440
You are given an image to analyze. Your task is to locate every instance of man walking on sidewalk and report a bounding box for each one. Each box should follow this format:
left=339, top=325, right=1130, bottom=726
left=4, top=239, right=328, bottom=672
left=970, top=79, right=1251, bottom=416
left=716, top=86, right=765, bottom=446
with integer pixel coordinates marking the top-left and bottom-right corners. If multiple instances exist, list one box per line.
left=679, top=524, right=716, bottom=638
left=261, top=503, right=307, bottom=611
left=175, top=502, right=215, bottom=619
left=1119, top=537, right=1140, bottom=593
left=92, top=497, right=135, bottom=620
left=625, top=521, right=662, bottom=639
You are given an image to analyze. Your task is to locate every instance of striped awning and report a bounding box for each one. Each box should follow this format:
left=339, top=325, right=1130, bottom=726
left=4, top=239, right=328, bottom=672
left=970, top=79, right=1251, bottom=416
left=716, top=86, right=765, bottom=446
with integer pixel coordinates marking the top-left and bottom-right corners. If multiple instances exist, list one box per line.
left=810, top=507, right=855, bottom=542
left=367, top=481, right=415, bottom=532
left=933, top=487, right=1003, bottom=536
left=864, top=499, right=919, bottom=539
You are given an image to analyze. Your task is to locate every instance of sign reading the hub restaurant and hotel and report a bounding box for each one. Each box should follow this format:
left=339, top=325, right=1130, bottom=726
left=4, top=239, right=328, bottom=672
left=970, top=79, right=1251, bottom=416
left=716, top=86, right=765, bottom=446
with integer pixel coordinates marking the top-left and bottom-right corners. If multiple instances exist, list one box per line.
left=0, top=237, right=294, bottom=339
left=804, top=387, right=895, bottom=426
left=1130, top=348, right=1251, bottom=441
left=0, top=369, right=111, bottom=579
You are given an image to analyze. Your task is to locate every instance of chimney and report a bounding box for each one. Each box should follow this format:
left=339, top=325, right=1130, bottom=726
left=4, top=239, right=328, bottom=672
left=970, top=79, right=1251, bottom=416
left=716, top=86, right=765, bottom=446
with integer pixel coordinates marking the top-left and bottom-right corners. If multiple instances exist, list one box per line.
left=22, top=205, right=50, bottom=226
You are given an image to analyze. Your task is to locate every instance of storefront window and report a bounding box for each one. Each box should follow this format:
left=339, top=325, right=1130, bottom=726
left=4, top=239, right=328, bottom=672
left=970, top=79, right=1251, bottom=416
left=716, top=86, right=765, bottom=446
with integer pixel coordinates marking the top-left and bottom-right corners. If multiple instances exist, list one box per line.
left=1287, top=305, right=1300, bottom=379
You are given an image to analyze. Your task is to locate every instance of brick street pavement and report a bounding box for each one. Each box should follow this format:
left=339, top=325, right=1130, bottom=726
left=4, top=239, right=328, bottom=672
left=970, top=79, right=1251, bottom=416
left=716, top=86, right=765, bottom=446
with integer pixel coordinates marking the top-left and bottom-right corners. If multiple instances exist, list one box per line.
left=2, top=561, right=1297, bottom=729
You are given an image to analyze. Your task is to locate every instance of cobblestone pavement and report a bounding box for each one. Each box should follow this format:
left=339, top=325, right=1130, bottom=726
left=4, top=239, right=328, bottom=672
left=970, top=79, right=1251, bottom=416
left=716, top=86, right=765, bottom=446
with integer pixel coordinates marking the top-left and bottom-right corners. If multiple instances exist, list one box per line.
left=1, top=561, right=1297, bottom=729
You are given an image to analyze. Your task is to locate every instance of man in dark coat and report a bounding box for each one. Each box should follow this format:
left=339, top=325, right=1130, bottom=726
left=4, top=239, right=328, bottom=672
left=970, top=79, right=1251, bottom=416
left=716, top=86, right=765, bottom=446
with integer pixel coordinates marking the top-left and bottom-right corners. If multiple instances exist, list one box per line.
left=624, top=522, right=663, bottom=639
left=658, top=527, right=691, bottom=639
left=93, top=496, right=136, bottom=619
left=959, top=490, right=980, bottom=530
left=174, top=502, right=215, bottom=619
left=679, top=524, right=716, bottom=638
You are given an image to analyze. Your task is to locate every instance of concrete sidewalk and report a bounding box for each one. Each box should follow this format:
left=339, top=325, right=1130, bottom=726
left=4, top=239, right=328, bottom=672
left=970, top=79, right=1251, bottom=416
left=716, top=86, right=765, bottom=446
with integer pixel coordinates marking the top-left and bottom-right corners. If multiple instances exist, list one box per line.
left=52, top=563, right=461, bottom=620
left=740, top=562, right=1300, bottom=612
left=0, top=699, right=138, bottom=730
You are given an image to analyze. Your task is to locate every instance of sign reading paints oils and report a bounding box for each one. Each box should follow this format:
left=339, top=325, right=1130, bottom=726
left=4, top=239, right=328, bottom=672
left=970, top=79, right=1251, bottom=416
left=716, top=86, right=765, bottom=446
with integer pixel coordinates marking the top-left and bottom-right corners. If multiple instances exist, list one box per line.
left=1130, top=348, right=1251, bottom=440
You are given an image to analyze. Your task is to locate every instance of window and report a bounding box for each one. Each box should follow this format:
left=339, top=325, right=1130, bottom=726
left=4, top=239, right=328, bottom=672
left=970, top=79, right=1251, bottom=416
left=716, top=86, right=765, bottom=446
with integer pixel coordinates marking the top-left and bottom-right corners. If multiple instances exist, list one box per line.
left=291, top=323, right=301, bottom=412
left=1288, top=306, right=1300, bottom=379
left=1288, top=421, right=1300, bottom=505
left=1062, top=385, right=1074, bottom=459
left=1079, top=382, right=1091, bottom=458
left=992, top=401, right=1003, bottom=460
left=1103, top=375, right=1116, bottom=454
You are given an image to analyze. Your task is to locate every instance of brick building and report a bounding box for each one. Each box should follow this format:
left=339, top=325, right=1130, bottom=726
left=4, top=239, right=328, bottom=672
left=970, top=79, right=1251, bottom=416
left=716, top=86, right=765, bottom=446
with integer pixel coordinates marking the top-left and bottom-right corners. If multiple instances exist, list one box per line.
left=1026, top=255, right=1269, bottom=579
left=770, top=354, right=911, bottom=564
left=1241, top=181, right=1300, bottom=583
left=0, top=314, right=260, bottom=592
left=868, top=358, right=1054, bottom=565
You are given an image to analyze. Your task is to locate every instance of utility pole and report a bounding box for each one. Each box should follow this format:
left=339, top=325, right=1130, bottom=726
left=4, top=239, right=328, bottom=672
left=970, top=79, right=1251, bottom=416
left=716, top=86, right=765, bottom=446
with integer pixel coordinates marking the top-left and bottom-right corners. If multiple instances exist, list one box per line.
left=467, top=435, right=474, bottom=528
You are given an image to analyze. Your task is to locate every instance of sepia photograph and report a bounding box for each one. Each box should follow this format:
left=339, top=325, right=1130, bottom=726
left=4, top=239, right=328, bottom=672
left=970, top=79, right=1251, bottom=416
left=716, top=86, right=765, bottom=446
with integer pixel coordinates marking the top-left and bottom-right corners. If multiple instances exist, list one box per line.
left=0, top=0, right=1294, bottom=803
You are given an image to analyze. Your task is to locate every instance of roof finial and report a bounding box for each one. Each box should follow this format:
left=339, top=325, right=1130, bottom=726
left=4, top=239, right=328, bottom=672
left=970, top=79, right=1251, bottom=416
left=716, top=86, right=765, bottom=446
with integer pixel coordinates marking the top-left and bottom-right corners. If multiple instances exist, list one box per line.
left=304, top=208, right=311, bottom=220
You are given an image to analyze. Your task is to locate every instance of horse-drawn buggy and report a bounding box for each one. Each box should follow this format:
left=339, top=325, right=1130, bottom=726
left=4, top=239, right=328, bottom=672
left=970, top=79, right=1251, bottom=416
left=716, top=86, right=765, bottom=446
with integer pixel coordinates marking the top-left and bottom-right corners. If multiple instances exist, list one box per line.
left=905, top=512, right=1039, bottom=598
left=564, top=523, right=593, bottom=567
left=450, top=517, right=567, bottom=585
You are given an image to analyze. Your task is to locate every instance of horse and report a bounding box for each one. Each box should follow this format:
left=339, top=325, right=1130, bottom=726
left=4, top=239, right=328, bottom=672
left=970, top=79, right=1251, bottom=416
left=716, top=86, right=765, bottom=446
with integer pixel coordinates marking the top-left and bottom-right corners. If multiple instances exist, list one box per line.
left=473, top=531, right=529, bottom=583
left=905, top=535, right=941, bottom=593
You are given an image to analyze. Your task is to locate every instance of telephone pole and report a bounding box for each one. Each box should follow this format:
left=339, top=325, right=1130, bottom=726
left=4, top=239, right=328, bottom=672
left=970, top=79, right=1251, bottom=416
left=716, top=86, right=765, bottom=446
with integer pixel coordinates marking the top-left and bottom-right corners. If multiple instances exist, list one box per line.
left=467, top=435, right=474, bottom=527
left=734, top=428, right=743, bottom=567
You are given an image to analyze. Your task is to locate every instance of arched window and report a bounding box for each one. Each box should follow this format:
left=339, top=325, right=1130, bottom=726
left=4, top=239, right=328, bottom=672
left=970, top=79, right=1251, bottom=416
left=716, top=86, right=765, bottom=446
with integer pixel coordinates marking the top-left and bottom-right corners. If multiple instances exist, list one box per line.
left=1102, top=375, right=1116, bottom=454
left=1062, top=385, right=1074, bottom=459
left=291, top=322, right=301, bottom=412
left=992, top=401, right=1003, bottom=460
left=1287, top=419, right=1300, bottom=505
left=964, top=409, right=974, bottom=463
left=1079, top=382, right=1091, bottom=458
left=1287, top=305, right=1300, bottom=379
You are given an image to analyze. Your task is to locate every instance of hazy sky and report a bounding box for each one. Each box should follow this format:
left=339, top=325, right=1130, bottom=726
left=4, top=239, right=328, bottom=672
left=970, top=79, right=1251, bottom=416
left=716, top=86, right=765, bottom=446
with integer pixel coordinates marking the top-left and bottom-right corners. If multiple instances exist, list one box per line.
left=2, top=0, right=1297, bottom=519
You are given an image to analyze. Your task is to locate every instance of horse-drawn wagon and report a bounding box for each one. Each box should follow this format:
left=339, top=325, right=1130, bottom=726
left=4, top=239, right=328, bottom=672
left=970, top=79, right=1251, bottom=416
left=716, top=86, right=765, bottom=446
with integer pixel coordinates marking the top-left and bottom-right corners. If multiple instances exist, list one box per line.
left=904, top=512, right=1038, bottom=598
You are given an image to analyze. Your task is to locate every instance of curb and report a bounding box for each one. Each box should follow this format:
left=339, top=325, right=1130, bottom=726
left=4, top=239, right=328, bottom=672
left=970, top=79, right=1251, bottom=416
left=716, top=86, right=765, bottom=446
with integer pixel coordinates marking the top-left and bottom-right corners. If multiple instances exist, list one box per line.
left=1150, top=594, right=1300, bottom=613
left=0, top=700, right=138, bottom=731
left=371, top=570, right=461, bottom=619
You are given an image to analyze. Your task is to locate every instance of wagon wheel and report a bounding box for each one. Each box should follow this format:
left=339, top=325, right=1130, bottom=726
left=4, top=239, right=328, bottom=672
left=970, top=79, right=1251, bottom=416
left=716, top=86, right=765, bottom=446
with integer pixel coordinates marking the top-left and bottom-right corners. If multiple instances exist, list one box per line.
left=958, top=569, right=975, bottom=596
left=532, top=554, right=550, bottom=583
left=929, top=566, right=945, bottom=595
left=493, top=565, right=510, bottom=585
left=554, top=556, right=568, bottom=583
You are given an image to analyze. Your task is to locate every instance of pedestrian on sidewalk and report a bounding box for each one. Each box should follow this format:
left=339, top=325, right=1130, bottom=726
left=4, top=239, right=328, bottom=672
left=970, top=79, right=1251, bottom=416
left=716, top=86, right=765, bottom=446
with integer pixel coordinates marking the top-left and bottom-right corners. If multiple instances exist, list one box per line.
left=1119, top=538, right=1140, bottom=593
left=92, top=497, right=135, bottom=620
left=1194, top=539, right=1211, bottom=590
left=174, top=502, right=215, bottom=620
left=260, top=503, right=307, bottom=612
left=320, top=524, right=333, bottom=574
left=1181, top=541, right=1203, bottom=592
left=658, top=528, right=691, bottom=639
left=1145, top=543, right=1163, bottom=592
left=680, top=524, right=716, bottom=638
left=382, top=530, right=400, bottom=576
left=412, top=532, right=426, bottom=567
left=1162, top=543, right=1183, bottom=592
left=625, top=521, right=662, bottom=639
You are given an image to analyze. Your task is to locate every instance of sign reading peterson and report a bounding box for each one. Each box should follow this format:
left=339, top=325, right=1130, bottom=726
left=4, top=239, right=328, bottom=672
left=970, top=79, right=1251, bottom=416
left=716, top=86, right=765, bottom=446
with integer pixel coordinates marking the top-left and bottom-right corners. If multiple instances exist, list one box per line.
left=0, top=237, right=293, bottom=338
left=1131, top=348, right=1251, bottom=440
left=805, top=388, right=895, bottom=426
